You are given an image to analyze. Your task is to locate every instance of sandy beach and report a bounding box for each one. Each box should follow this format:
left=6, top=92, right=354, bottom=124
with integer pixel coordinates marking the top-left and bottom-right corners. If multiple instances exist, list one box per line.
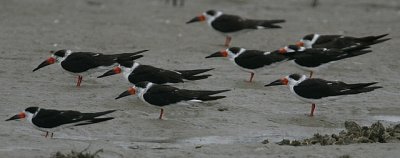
left=0, top=0, right=400, bottom=157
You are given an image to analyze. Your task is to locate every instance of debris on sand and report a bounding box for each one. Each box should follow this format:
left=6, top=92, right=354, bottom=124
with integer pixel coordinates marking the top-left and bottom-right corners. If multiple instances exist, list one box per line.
left=50, top=149, right=103, bottom=158
left=261, top=139, right=269, bottom=144
left=277, top=121, right=400, bottom=146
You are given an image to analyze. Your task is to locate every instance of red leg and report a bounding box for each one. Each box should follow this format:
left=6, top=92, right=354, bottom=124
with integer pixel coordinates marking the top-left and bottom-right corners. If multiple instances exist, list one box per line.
left=310, top=104, right=316, bottom=116
left=309, top=71, right=313, bottom=78
left=248, top=73, right=254, bottom=82
left=159, top=108, right=164, bottom=120
left=224, top=36, right=232, bottom=47
left=76, top=75, right=83, bottom=87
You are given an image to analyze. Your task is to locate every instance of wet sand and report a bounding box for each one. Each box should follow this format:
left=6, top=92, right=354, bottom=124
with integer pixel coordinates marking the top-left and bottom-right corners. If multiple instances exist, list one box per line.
left=0, top=0, right=400, bottom=157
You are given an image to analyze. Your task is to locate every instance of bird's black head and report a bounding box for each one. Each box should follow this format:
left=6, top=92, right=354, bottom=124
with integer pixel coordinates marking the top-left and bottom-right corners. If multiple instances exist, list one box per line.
left=53, top=50, right=67, bottom=57
left=303, top=34, right=315, bottom=41
left=228, top=47, right=242, bottom=54
left=288, top=74, right=302, bottom=81
left=25, top=107, right=39, bottom=114
left=134, top=81, right=150, bottom=89
left=205, top=10, right=217, bottom=16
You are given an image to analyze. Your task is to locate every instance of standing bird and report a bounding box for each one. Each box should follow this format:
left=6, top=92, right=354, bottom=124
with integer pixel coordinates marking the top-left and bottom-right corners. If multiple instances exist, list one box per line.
left=115, top=81, right=229, bottom=119
left=296, top=33, right=390, bottom=49
left=33, top=49, right=147, bottom=87
left=278, top=45, right=371, bottom=78
left=5, top=107, right=115, bottom=138
left=206, top=47, right=289, bottom=82
left=265, top=74, right=381, bottom=116
left=187, top=10, right=285, bottom=47
left=98, top=58, right=213, bottom=84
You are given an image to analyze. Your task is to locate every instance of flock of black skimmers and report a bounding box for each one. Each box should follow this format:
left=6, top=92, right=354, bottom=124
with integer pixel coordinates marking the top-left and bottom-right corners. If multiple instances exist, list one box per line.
left=6, top=10, right=389, bottom=138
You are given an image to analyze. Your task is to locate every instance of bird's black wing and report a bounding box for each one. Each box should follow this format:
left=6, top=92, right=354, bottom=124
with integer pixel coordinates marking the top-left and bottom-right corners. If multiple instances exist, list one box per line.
left=142, top=85, right=186, bottom=106
left=211, top=14, right=246, bottom=33
left=31, top=109, right=86, bottom=128
left=129, top=65, right=183, bottom=84
left=234, top=51, right=276, bottom=69
left=313, top=35, right=342, bottom=45
left=293, top=78, right=349, bottom=99
left=61, top=52, right=112, bottom=73
left=289, top=49, right=344, bottom=67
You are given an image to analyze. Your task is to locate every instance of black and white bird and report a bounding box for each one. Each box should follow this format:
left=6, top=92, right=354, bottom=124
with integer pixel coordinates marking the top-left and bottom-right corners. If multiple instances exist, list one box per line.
left=278, top=45, right=371, bottom=78
left=97, top=59, right=213, bottom=84
left=296, top=33, right=390, bottom=49
left=32, top=49, right=147, bottom=87
left=115, top=81, right=229, bottom=119
left=265, top=74, right=381, bottom=116
left=206, top=47, right=288, bottom=82
left=187, top=10, right=285, bottom=47
left=5, top=107, right=115, bottom=138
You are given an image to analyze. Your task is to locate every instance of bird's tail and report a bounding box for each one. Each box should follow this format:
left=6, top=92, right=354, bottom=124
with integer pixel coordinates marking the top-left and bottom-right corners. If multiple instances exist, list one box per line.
left=74, top=117, right=114, bottom=126
left=176, top=68, right=214, bottom=81
left=357, top=34, right=390, bottom=46
left=85, top=110, right=117, bottom=118
left=198, top=95, right=227, bottom=101
left=245, top=19, right=285, bottom=29
left=197, top=89, right=231, bottom=96
left=345, top=50, right=372, bottom=58
left=341, top=45, right=370, bottom=52
left=113, top=49, right=149, bottom=60
left=343, top=82, right=382, bottom=95
left=348, top=82, right=379, bottom=89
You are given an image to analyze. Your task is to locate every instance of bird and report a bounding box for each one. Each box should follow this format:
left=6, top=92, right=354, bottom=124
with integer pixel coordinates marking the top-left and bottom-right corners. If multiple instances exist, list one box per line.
left=205, top=47, right=289, bottom=82
left=278, top=45, right=371, bottom=78
left=32, top=49, right=148, bottom=87
left=295, top=33, right=390, bottom=49
left=97, top=58, right=214, bottom=84
left=186, top=10, right=285, bottom=47
left=5, top=106, right=115, bottom=138
left=115, top=81, right=229, bottom=119
left=265, top=74, right=381, bottom=116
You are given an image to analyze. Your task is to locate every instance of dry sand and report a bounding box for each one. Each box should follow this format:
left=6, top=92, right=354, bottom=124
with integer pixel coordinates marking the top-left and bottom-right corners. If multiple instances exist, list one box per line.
left=0, top=0, right=400, bottom=157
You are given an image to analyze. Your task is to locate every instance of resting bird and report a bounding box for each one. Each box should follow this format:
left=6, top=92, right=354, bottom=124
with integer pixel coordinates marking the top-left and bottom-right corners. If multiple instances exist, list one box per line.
left=187, top=10, right=285, bottom=47
left=265, top=74, right=381, bottom=116
left=115, top=81, right=229, bottom=119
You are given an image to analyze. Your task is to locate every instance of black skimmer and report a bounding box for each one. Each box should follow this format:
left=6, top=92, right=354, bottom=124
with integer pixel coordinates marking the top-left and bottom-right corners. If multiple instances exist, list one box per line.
left=186, top=10, right=285, bottom=47
left=296, top=33, right=390, bottom=49
left=265, top=74, right=382, bottom=116
left=32, top=49, right=148, bottom=87
left=97, top=58, right=213, bottom=84
left=278, top=45, right=371, bottom=78
left=5, top=107, right=115, bottom=138
left=205, top=47, right=288, bottom=82
left=115, top=81, right=229, bottom=119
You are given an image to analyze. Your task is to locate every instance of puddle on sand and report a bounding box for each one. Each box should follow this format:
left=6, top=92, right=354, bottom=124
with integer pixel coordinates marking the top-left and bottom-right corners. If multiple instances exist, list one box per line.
left=372, top=115, right=400, bottom=122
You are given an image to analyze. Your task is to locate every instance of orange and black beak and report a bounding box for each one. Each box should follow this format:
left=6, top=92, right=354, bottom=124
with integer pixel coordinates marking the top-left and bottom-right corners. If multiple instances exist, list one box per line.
left=264, top=78, right=289, bottom=87
left=296, top=41, right=304, bottom=47
left=33, top=57, right=56, bottom=72
left=115, top=87, right=136, bottom=99
left=186, top=15, right=206, bottom=24
left=6, top=112, right=26, bottom=121
left=98, top=67, right=122, bottom=78
left=205, top=50, right=228, bottom=58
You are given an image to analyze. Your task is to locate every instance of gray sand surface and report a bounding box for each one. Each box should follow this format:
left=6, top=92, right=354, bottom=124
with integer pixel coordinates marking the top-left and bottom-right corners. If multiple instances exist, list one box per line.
left=0, top=0, right=399, bottom=157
